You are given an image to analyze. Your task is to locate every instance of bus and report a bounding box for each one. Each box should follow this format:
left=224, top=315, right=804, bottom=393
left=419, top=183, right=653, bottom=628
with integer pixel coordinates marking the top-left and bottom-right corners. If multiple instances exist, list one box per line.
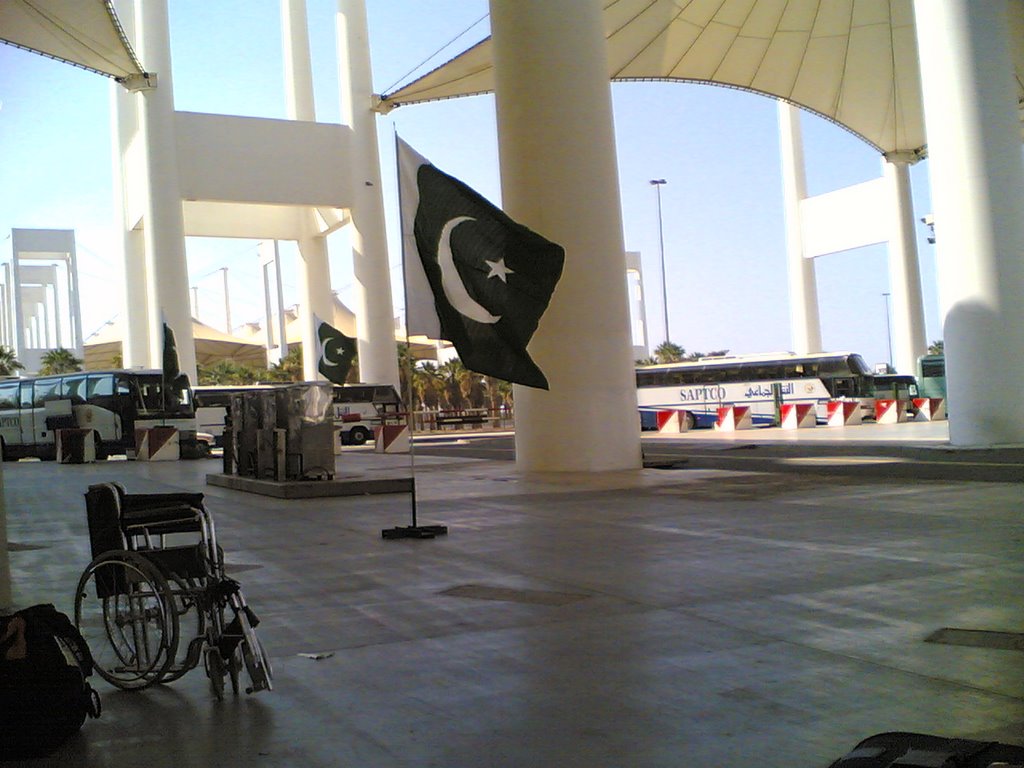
left=194, top=382, right=403, bottom=447
left=330, top=383, right=403, bottom=445
left=636, top=351, right=875, bottom=429
left=0, top=369, right=201, bottom=460
left=871, top=373, right=919, bottom=417
left=916, top=353, right=946, bottom=399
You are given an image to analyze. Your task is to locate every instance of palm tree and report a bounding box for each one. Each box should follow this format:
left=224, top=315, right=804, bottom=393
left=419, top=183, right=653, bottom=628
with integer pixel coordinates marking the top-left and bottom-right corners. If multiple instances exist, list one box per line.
left=412, top=362, right=443, bottom=410
left=928, top=340, right=944, bottom=355
left=397, top=343, right=416, bottom=402
left=197, top=360, right=261, bottom=385
left=39, top=347, right=82, bottom=374
left=654, top=341, right=686, bottom=363
left=437, top=359, right=467, bottom=409
left=265, top=347, right=303, bottom=382
left=0, top=346, right=24, bottom=377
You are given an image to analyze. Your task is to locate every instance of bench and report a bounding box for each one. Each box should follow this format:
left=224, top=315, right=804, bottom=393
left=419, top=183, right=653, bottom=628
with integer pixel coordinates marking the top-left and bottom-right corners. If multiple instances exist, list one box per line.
left=435, top=414, right=488, bottom=428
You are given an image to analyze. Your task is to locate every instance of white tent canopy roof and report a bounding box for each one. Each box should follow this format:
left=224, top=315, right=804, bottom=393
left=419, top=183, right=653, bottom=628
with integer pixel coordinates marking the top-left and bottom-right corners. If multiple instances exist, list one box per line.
left=0, top=0, right=148, bottom=86
left=380, top=0, right=1024, bottom=156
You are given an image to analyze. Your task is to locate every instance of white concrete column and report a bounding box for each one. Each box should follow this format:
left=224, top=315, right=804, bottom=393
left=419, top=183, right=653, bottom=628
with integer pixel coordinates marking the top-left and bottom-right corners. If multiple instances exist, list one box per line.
left=259, top=240, right=289, bottom=364
left=297, top=217, right=335, bottom=381
left=338, top=0, right=400, bottom=389
left=914, top=0, right=1024, bottom=445
left=282, top=0, right=316, bottom=122
left=778, top=102, right=822, bottom=354
left=490, top=0, right=641, bottom=472
left=134, top=0, right=197, bottom=380
left=112, top=79, right=150, bottom=367
left=281, top=0, right=334, bottom=381
left=883, top=155, right=927, bottom=375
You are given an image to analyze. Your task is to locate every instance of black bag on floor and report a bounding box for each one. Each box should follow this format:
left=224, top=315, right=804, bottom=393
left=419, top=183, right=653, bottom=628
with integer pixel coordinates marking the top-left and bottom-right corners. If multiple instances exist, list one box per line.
left=0, top=603, right=102, bottom=760
left=829, top=731, right=1024, bottom=767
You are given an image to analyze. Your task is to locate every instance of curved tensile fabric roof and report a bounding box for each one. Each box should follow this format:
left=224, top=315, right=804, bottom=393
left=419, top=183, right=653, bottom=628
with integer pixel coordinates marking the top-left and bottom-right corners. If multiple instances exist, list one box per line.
left=0, top=0, right=148, bottom=85
left=379, top=0, right=1024, bottom=156
left=85, top=319, right=269, bottom=370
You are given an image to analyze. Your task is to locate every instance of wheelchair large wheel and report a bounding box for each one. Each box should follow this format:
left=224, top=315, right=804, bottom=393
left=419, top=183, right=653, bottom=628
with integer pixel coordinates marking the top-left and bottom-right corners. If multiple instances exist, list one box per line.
left=74, top=551, right=179, bottom=690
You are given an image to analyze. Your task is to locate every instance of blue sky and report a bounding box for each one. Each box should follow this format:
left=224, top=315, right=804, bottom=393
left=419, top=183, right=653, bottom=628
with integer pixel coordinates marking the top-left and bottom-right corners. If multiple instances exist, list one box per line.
left=0, top=0, right=940, bottom=369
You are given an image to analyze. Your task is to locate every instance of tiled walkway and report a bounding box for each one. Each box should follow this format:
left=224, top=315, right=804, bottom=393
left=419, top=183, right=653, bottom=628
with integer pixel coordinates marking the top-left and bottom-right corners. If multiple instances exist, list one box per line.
left=2, top=444, right=1021, bottom=767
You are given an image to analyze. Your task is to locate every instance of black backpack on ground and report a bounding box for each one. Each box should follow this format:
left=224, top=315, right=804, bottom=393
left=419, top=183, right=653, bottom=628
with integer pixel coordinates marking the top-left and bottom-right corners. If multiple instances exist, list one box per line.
left=0, top=603, right=102, bottom=760
left=829, top=731, right=1024, bottom=767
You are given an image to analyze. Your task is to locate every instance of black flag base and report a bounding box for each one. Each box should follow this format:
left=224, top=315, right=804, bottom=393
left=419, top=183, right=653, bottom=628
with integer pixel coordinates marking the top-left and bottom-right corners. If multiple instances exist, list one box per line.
left=381, top=524, right=448, bottom=540
left=381, top=480, right=447, bottom=540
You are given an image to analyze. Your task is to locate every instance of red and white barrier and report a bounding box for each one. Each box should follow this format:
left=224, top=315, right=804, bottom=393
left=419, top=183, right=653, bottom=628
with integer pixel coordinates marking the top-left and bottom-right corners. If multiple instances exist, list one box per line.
left=913, top=398, right=947, bottom=421
left=374, top=424, right=410, bottom=453
left=133, top=427, right=180, bottom=461
left=874, top=399, right=908, bottom=424
left=715, top=405, right=752, bottom=431
left=57, top=428, right=96, bottom=464
left=781, top=403, right=816, bottom=429
left=655, top=409, right=690, bottom=434
left=827, top=401, right=863, bottom=427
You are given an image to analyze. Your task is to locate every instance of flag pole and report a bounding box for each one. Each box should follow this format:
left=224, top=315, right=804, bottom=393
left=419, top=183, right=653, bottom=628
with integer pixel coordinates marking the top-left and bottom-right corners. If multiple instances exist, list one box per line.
left=382, top=131, right=447, bottom=540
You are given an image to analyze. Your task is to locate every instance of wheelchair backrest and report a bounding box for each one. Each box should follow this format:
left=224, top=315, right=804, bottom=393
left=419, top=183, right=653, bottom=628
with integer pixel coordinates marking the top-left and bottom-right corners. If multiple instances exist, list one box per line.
left=84, top=483, right=127, bottom=559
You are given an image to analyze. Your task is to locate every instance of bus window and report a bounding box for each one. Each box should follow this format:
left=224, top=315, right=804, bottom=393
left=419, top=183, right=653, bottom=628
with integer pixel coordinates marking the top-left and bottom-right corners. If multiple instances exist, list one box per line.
left=373, top=386, right=400, bottom=404
left=33, top=378, right=60, bottom=407
left=87, top=374, right=114, bottom=400
left=19, top=383, right=33, bottom=408
left=0, top=382, right=18, bottom=410
left=62, top=375, right=88, bottom=405
left=133, top=376, right=164, bottom=411
left=830, top=377, right=856, bottom=397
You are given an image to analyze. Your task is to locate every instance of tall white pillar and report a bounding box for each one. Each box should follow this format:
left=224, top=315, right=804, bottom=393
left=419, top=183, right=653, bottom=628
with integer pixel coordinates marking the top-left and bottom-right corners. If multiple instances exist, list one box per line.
left=114, top=71, right=150, bottom=368
left=282, top=0, right=316, bottom=123
left=338, top=0, right=400, bottom=389
left=111, top=63, right=149, bottom=368
left=883, top=155, right=927, bottom=375
left=778, top=102, right=822, bottom=354
left=259, top=240, right=289, bottom=364
left=297, top=220, right=335, bottom=381
left=134, top=0, right=196, bottom=380
left=914, top=0, right=1024, bottom=445
left=490, top=0, right=641, bottom=472
left=280, top=0, right=333, bottom=381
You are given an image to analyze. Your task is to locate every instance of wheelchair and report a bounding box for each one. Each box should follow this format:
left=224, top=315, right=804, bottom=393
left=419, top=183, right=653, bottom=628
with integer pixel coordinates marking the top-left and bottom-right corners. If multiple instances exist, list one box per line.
left=74, top=483, right=272, bottom=698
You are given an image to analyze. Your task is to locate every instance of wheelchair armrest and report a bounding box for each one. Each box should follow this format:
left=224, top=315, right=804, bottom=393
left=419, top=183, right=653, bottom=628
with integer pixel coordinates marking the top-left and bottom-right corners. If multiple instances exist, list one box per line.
left=122, top=503, right=204, bottom=535
left=120, top=492, right=205, bottom=513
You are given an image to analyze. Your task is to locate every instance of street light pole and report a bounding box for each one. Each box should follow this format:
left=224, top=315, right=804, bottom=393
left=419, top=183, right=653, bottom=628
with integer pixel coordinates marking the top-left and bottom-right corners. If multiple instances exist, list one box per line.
left=882, top=292, right=893, bottom=371
left=649, top=179, right=670, bottom=345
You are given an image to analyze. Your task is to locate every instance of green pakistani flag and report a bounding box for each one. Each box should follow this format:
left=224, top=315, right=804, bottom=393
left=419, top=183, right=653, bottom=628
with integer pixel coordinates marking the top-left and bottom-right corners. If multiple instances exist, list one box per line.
left=315, top=315, right=356, bottom=385
left=161, top=321, right=190, bottom=411
left=397, top=137, right=564, bottom=390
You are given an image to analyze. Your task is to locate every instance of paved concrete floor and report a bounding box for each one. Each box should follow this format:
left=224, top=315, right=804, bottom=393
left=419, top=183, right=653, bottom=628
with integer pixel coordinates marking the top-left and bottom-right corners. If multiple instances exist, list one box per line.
left=2, top=437, right=1022, bottom=767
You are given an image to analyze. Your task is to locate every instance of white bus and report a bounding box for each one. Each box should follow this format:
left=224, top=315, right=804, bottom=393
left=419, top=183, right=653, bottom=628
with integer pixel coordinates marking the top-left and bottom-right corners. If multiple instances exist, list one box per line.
left=636, top=352, right=875, bottom=429
left=194, top=382, right=403, bottom=447
left=0, top=369, right=201, bottom=460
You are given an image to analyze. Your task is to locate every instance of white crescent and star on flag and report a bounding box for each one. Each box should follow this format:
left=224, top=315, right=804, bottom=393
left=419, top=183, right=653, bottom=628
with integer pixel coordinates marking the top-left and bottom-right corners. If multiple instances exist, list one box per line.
left=437, top=215, right=514, bottom=325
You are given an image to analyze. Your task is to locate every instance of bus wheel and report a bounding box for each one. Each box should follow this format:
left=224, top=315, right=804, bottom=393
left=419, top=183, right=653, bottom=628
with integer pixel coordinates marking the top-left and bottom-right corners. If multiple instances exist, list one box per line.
left=0, top=439, right=10, bottom=462
left=94, top=433, right=108, bottom=461
left=684, top=412, right=697, bottom=430
left=348, top=427, right=370, bottom=446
